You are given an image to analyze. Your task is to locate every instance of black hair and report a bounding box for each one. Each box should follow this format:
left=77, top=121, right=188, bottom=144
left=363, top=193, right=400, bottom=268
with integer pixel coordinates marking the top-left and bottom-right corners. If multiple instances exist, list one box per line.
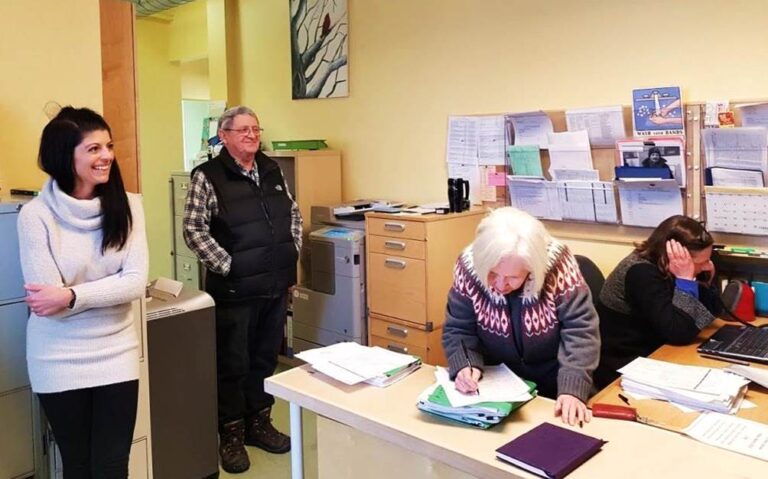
left=38, top=106, right=132, bottom=252
left=635, top=215, right=713, bottom=276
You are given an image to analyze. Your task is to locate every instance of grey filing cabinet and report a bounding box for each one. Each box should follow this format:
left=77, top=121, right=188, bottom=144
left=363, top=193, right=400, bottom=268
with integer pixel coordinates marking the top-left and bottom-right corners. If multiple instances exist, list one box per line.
left=170, top=171, right=204, bottom=290
left=0, top=198, right=45, bottom=479
left=146, top=289, right=218, bottom=479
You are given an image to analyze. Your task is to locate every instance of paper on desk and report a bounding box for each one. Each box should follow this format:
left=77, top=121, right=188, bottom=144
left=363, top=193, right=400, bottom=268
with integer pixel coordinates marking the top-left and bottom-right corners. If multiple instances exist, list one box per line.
left=435, top=365, right=532, bottom=408
left=702, top=127, right=768, bottom=174
left=726, top=364, right=768, bottom=389
left=565, top=105, right=626, bottom=148
left=617, top=179, right=682, bottom=228
left=297, top=343, right=418, bottom=386
left=684, top=412, right=768, bottom=462
left=618, top=357, right=742, bottom=394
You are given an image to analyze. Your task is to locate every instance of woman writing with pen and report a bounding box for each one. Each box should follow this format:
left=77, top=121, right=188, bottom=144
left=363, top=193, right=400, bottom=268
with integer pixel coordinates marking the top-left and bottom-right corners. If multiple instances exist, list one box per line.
left=442, top=208, right=600, bottom=426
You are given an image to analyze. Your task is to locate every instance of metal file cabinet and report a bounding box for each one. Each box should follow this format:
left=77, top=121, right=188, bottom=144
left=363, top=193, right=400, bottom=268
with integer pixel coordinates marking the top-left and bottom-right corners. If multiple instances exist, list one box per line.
left=0, top=198, right=44, bottom=479
left=170, top=171, right=203, bottom=290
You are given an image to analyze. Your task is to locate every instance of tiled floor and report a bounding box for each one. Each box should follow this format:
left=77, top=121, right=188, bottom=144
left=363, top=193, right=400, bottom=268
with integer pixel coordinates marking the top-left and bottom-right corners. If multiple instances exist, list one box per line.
left=219, top=365, right=319, bottom=478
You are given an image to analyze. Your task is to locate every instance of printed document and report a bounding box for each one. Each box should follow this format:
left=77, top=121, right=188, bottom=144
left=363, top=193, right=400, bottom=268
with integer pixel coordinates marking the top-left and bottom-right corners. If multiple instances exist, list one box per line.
left=705, top=189, right=768, bottom=235
left=507, top=177, right=562, bottom=220
left=446, top=116, right=479, bottom=164
left=435, top=365, right=532, bottom=408
left=507, top=145, right=543, bottom=176
left=505, top=112, right=553, bottom=148
left=709, top=167, right=765, bottom=187
left=556, top=181, right=617, bottom=224
left=565, top=105, right=626, bottom=147
left=477, top=115, right=506, bottom=165
left=685, top=412, right=768, bottom=462
left=702, top=127, right=768, bottom=174
left=551, top=169, right=599, bottom=181
left=736, top=102, right=768, bottom=129
left=547, top=130, right=593, bottom=172
left=617, top=179, right=682, bottom=227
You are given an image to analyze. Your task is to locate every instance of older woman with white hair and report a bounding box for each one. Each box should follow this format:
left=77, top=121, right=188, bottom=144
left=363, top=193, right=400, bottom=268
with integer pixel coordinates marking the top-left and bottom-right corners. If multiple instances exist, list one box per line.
left=442, top=207, right=600, bottom=425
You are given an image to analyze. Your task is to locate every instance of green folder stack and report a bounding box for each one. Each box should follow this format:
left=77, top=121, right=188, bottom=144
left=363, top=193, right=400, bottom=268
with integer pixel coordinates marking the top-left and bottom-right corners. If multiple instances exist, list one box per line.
left=417, top=380, right=537, bottom=429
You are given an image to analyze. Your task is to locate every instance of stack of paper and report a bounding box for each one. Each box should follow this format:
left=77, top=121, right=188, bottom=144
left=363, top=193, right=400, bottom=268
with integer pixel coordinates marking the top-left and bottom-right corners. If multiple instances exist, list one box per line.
left=296, top=342, right=421, bottom=387
left=618, top=357, right=750, bottom=414
left=417, top=365, right=536, bottom=429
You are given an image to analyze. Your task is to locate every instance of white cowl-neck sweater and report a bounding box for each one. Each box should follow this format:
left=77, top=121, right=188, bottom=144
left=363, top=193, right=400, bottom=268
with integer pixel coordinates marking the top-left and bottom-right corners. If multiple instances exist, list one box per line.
left=17, top=179, right=148, bottom=393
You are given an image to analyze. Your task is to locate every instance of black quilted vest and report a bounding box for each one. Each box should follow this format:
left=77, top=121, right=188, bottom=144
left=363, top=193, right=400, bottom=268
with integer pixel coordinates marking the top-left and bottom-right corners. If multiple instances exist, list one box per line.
left=193, top=148, right=297, bottom=301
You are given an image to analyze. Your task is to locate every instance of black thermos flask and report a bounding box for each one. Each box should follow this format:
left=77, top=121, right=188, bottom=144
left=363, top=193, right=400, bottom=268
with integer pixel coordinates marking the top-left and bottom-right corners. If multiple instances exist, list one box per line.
left=447, top=178, right=458, bottom=212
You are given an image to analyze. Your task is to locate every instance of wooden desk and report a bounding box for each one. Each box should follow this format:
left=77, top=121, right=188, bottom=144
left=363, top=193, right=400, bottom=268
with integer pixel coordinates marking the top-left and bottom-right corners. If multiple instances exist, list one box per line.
left=590, top=319, right=768, bottom=430
left=266, top=361, right=767, bottom=479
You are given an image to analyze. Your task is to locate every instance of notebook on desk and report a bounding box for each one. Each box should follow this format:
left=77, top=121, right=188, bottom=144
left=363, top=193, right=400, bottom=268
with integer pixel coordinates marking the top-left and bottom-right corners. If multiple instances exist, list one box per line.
left=495, top=422, right=606, bottom=479
left=698, top=325, right=768, bottom=364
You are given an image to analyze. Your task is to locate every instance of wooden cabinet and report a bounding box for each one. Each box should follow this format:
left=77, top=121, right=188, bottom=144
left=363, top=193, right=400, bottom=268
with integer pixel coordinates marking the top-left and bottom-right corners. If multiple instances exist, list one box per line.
left=365, top=209, right=485, bottom=366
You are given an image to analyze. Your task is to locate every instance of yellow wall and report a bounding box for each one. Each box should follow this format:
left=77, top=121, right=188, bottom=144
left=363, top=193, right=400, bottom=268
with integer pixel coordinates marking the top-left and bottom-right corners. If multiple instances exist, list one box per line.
left=169, top=0, right=209, bottom=62
left=229, top=0, right=768, bottom=272
left=0, top=0, right=103, bottom=192
left=137, top=18, right=184, bottom=280
left=181, top=59, right=211, bottom=99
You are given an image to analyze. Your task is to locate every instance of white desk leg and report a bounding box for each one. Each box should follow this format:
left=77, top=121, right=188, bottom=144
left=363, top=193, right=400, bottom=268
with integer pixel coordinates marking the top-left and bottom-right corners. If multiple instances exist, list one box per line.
left=289, top=401, right=304, bottom=479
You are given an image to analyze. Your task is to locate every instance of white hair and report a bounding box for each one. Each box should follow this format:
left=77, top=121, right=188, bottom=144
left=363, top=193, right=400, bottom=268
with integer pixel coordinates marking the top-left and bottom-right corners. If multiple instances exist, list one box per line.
left=471, top=207, right=553, bottom=295
left=219, top=106, right=258, bottom=130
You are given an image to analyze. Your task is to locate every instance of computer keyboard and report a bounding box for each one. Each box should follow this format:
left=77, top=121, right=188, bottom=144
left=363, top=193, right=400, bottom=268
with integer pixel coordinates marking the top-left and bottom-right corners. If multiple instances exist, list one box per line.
left=727, top=328, right=768, bottom=357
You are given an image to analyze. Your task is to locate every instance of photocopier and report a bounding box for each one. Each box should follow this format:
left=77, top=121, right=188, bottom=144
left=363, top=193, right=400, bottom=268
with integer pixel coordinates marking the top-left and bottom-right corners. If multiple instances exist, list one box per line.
left=291, top=201, right=398, bottom=354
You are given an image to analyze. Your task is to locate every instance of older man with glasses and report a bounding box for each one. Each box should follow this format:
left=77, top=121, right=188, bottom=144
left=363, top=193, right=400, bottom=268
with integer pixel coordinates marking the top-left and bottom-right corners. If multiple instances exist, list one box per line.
left=183, top=106, right=302, bottom=474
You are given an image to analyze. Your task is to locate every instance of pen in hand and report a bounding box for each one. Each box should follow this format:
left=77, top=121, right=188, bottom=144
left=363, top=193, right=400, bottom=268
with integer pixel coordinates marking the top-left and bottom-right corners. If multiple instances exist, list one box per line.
left=460, top=339, right=480, bottom=395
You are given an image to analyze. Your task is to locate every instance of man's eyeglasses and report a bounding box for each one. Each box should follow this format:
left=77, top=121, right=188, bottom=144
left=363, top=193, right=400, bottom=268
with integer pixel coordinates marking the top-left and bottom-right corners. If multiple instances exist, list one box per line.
left=223, top=126, right=264, bottom=136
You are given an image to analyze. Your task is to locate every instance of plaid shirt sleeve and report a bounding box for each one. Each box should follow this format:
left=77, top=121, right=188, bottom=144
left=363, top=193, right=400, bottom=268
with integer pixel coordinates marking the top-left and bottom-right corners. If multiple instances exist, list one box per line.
left=182, top=170, right=232, bottom=276
left=280, top=170, right=304, bottom=252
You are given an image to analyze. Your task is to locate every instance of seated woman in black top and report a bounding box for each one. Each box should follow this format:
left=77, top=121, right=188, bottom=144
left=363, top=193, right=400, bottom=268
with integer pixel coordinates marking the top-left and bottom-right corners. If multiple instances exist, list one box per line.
left=594, top=215, right=721, bottom=389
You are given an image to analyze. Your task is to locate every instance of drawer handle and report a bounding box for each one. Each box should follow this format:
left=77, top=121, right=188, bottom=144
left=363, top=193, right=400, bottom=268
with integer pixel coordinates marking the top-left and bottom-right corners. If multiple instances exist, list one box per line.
left=384, top=240, right=406, bottom=250
left=387, top=326, right=408, bottom=338
left=383, top=222, right=405, bottom=232
left=180, top=182, right=188, bottom=190
left=384, top=259, right=406, bottom=269
left=387, top=344, right=408, bottom=354
left=183, top=263, right=192, bottom=271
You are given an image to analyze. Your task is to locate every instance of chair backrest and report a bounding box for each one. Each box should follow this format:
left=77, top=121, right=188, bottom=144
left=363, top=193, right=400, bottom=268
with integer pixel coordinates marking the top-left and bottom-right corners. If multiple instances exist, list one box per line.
left=575, top=255, right=605, bottom=306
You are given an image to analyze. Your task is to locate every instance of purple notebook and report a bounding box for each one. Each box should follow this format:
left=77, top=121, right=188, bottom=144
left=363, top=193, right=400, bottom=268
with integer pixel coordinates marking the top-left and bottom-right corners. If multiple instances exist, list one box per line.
left=495, top=422, right=607, bottom=479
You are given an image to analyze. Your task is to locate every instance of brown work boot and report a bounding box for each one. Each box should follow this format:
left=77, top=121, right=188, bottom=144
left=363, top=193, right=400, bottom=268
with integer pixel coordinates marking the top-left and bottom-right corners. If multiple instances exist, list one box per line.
left=219, top=419, right=250, bottom=473
left=245, top=407, right=291, bottom=454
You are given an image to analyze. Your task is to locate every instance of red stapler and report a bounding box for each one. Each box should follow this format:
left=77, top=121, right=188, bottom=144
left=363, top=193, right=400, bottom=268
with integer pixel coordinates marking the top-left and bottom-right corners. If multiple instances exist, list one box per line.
left=591, top=404, right=678, bottom=433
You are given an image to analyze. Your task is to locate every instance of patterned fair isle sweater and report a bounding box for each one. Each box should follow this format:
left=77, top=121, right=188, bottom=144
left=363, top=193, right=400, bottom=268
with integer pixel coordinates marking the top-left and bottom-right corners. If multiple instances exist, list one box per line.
left=442, top=240, right=600, bottom=401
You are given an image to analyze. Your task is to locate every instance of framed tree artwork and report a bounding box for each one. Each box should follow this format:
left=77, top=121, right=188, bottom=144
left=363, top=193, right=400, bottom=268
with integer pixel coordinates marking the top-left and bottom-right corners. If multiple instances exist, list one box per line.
left=290, top=0, right=349, bottom=99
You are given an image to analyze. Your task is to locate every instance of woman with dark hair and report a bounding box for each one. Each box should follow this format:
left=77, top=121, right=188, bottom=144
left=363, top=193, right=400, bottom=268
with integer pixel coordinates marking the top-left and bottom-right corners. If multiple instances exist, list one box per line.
left=594, top=215, right=720, bottom=388
left=18, top=106, right=148, bottom=478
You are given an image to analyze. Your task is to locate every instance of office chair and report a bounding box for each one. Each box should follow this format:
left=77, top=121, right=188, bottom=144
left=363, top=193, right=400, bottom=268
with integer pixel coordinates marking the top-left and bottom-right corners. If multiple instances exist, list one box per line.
left=575, top=255, right=605, bottom=307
